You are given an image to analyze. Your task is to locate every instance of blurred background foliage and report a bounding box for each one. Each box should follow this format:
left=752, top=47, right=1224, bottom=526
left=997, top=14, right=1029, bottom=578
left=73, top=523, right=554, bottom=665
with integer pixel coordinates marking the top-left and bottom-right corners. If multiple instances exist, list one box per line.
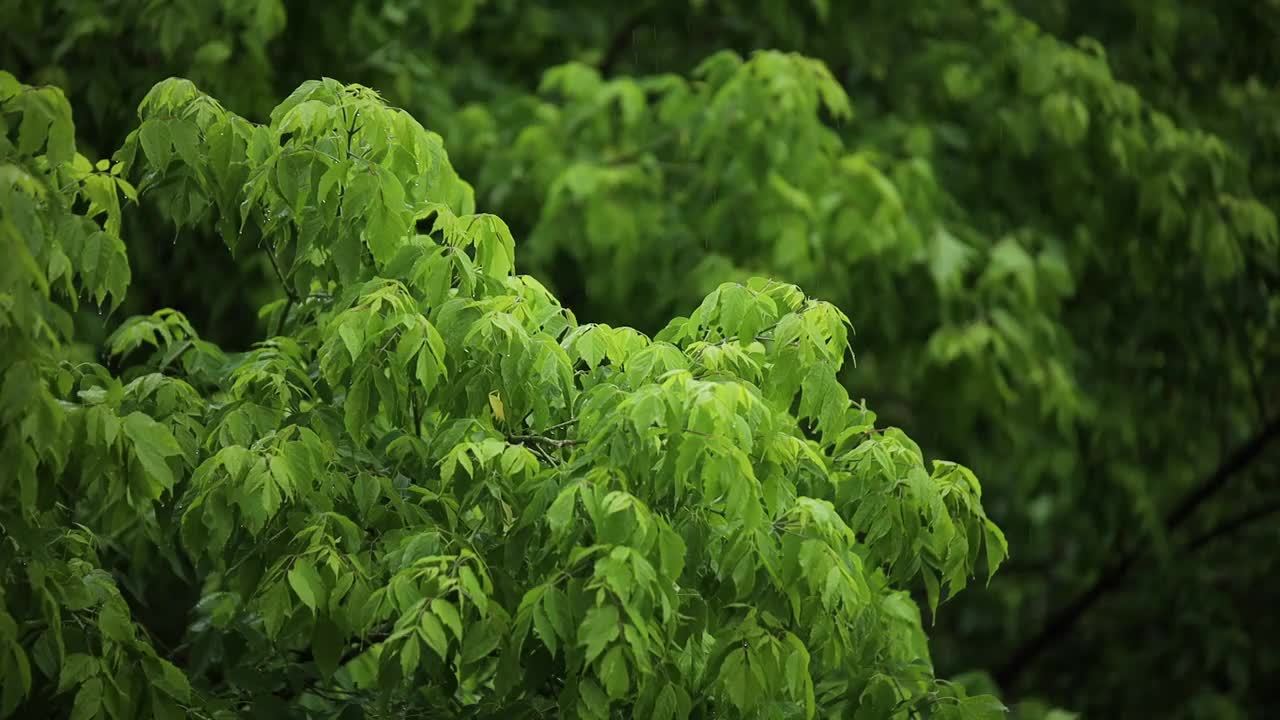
left=4, top=0, right=1278, bottom=716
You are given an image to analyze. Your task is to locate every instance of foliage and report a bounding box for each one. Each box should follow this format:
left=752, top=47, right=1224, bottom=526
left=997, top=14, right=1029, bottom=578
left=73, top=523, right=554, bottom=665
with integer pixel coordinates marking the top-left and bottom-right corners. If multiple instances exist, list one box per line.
left=0, top=72, right=1009, bottom=718
left=3, top=0, right=1279, bottom=717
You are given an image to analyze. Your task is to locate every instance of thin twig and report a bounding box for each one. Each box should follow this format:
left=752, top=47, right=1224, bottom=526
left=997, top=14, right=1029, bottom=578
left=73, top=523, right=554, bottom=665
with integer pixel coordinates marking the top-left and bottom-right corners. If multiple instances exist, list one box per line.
left=507, top=434, right=582, bottom=449
left=265, top=246, right=299, bottom=303
left=543, top=417, right=579, bottom=433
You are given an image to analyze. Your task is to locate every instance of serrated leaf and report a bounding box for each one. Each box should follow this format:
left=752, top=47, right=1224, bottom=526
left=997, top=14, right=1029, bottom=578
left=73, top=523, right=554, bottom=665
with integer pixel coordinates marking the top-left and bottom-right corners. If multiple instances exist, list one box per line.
left=984, top=519, right=1008, bottom=581
left=138, top=119, right=173, bottom=169
left=419, top=611, right=449, bottom=660
left=547, top=484, right=579, bottom=538
left=149, top=658, right=191, bottom=702
left=354, top=473, right=380, bottom=519
left=657, top=528, right=686, bottom=580
left=400, top=635, right=421, bottom=679
left=338, top=320, right=365, bottom=361
left=542, top=586, right=573, bottom=645
left=458, top=565, right=488, bottom=616
left=578, top=605, right=620, bottom=665
left=431, top=599, right=463, bottom=640
left=288, top=558, right=325, bottom=611
left=599, top=645, right=629, bottom=699
left=58, top=654, right=97, bottom=693
left=578, top=677, right=610, bottom=718
left=69, top=677, right=102, bottom=720
left=122, top=412, right=182, bottom=494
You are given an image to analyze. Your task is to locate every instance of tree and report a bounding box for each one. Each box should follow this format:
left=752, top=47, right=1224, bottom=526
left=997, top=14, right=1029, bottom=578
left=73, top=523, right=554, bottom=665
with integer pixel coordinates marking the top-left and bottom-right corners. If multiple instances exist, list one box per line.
left=3, top=1, right=1278, bottom=716
left=0, top=72, right=1008, bottom=718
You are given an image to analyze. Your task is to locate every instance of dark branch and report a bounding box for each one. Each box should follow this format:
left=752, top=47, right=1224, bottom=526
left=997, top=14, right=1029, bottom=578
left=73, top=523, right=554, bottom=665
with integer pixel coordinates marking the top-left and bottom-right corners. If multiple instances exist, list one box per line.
left=265, top=245, right=299, bottom=303
left=507, top=434, right=583, bottom=449
left=1183, top=497, right=1280, bottom=553
left=1163, top=414, right=1280, bottom=532
left=599, top=7, right=654, bottom=77
left=995, top=413, right=1280, bottom=689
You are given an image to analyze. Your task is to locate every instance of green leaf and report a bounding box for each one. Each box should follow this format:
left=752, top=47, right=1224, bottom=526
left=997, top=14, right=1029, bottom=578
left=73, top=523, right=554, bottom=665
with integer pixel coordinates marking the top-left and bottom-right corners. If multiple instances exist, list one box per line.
left=57, top=654, right=98, bottom=693
left=318, top=160, right=348, bottom=203
left=719, top=648, right=753, bottom=710
left=542, top=586, right=573, bottom=647
left=658, top=528, right=686, bottom=580
left=149, top=658, right=191, bottom=702
left=169, top=119, right=201, bottom=167
left=400, top=635, right=421, bottom=679
left=461, top=623, right=501, bottom=665
left=45, top=96, right=75, bottom=165
left=338, top=320, right=365, bottom=361
left=532, top=597, right=558, bottom=656
left=578, top=605, right=620, bottom=665
left=547, top=484, right=579, bottom=538
left=260, top=580, right=292, bottom=639
left=599, top=645, right=630, bottom=699
left=653, top=684, right=684, bottom=720
left=122, top=412, right=182, bottom=494
left=959, top=694, right=1009, bottom=719
left=419, top=611, right=450, bottom=660
left=344, top=374, right=371, bottom=440
left=97, top=603, right=134, bottom=643
left=578, top=677, right=610, bottom=718
left=454, top=567, right=486, bottom=619
left=431, top=598, right=463, bottom=640
left=984, top=520, right=1008, bottom=581
left=17, top=93, right=53, bottom=156
left=138, top=119, right=173, bottom=168
left=785, top=642, right=815, bottom=718
left=194, top=40, right=232, bottom=65
left=269, top=452, right=297, bottom=502
left=354, top=472, right=380, bottom=519
left=288, top=558, right=325, bottom=611
left=69, top=677, right=102, bottom=720
left=312, top=617, right=345, bottom=680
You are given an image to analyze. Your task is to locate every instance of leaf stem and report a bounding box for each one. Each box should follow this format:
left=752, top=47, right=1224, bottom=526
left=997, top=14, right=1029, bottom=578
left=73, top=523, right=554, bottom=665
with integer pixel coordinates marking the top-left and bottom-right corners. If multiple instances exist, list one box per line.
left=266, top=244, right=299, bottom=303
left=274, top=296, right=294, bottom=337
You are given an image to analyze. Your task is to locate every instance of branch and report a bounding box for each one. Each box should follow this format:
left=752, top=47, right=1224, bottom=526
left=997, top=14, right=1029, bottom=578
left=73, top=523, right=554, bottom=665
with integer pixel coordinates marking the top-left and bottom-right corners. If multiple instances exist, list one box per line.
left=507, top=434, right=583, bottom=449
left=265, top=245, right=299, bottom=303
left=274, top=296, right=294, bottom=337
left=598, top=6, right=655, bottom=77
left=542, top=417, right=579, bottom=433
left=1183, top=497, right=1280, bottom=553
left=995, top=413, right=1280, bottom=689
left=1163, top=413, right=1280, bottom=532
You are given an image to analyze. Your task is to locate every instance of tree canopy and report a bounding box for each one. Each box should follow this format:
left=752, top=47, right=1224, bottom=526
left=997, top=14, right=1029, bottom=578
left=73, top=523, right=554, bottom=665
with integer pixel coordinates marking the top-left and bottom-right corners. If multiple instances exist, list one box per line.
left=2, top=1, right=1278, bottom=718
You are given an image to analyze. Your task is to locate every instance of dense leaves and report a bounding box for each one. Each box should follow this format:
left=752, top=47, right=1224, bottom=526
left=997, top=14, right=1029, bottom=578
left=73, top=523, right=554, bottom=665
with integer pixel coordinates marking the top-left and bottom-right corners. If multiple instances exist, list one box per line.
left=3, top=1, right=1279, bottom=717
left=0, top=72, right=1008, bottom=718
